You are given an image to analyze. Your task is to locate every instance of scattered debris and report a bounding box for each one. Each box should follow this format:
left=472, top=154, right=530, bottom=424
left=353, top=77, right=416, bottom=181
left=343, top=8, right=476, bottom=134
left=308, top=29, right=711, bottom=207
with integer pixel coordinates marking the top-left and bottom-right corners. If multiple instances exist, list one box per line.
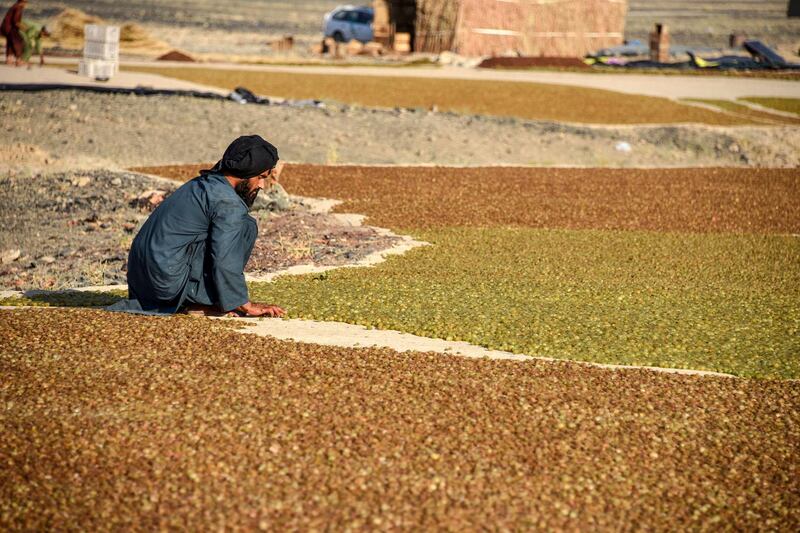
left=614, top=141, right=632, bottom=153
left=0, top=170, right=402, bottom=291
left=1, top=249, right=21, bottom=265
left=587, top=36, right=800, bottom=71
left=364, top=42, right=384, bottom=56
left=269, top=35, right=294, bottom=52
left=346, top=39, right=364, bottom=56
left=131, top=189, right=167, bottom=211
left=229, top=86, right=264, bottom=104
left=436, top=51, right=483, bottom=68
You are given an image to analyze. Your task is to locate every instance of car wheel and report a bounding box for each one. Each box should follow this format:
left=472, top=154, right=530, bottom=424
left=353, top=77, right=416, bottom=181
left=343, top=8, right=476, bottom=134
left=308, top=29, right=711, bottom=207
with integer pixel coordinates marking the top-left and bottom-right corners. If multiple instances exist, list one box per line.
left=332, top=31, right=345, bottom=43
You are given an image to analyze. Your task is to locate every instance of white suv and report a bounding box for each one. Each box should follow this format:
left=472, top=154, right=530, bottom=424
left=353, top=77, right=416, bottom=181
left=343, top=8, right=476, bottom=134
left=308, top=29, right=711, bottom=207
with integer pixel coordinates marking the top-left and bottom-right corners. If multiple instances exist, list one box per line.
left=323, top=5, right=374, bottom=43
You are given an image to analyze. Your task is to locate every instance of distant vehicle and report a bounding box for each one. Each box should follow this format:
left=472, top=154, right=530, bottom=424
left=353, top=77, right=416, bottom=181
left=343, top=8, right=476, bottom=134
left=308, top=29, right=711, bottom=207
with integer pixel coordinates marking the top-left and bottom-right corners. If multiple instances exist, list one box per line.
left=323, top=5, right=373, bottom=43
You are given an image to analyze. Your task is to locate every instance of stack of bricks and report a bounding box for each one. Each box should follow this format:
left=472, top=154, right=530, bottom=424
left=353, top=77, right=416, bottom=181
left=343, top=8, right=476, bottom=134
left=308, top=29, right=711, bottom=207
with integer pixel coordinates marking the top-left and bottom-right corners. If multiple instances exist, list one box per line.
left=79, top=24, right=120, bottom=80
left=394, top=32, right=411, bottom=53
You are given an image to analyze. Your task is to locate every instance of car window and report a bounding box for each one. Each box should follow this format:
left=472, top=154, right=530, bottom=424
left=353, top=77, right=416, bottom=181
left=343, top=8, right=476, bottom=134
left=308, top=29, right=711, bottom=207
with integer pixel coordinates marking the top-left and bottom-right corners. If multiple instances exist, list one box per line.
left=345, top=11, right=360, bottom=23
left=357, top=12, right=373, bottom=24
left=333, top=11, right=347, bottom=21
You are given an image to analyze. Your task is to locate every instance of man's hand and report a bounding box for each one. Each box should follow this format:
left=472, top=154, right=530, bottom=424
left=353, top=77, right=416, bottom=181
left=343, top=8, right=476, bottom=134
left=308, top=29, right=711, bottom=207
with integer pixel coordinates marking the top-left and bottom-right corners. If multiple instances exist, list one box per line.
left=231, top=301, right=286, bottom=318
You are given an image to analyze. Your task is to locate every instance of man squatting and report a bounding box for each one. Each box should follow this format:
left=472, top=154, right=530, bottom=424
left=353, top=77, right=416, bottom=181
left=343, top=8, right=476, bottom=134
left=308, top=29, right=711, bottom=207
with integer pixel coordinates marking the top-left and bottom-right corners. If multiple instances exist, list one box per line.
left=109, top=136, right=286, bottom=318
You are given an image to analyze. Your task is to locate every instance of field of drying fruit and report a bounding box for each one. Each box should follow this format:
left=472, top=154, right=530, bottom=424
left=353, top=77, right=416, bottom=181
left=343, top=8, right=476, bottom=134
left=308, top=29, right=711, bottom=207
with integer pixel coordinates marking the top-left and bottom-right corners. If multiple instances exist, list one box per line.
left=2, top=162, right=799, bottom=528
left=130, top=164, right=800, bottom=379
left=2, top=309, right=799, bottom=530
left=126, top=66, right=760, bottom=126
left=5, top=165, right=798, bottom=377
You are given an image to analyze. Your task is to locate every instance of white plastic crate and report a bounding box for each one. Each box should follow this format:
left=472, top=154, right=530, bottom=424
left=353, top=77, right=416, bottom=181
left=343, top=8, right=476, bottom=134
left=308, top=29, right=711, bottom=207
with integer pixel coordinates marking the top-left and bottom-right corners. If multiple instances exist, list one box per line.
left=84, top=24, right=120, bottom=44
left=78, top=58, right=118, bottom=80
left=83, top=40, right=120, bottom=60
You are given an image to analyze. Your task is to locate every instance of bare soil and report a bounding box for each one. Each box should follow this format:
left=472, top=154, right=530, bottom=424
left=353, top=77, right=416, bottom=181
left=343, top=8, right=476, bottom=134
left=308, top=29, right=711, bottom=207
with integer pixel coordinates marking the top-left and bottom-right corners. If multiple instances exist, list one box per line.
left=249, top=210, right=399, bottom=274
left=0, top=170, right=399, bottom=291
left=3, top=90, right=800, bottom=170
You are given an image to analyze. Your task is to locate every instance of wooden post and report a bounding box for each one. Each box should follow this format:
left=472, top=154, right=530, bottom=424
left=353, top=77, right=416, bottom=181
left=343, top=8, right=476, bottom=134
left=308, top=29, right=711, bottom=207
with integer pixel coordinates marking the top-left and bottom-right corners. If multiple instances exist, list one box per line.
left=649, top=23, right=669, bottom=63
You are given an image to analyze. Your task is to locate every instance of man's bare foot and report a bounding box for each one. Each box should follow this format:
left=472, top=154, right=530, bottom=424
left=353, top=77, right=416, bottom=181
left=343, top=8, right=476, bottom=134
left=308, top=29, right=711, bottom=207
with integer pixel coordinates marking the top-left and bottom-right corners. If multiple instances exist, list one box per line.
left=234, top=301, right=286, bottom=318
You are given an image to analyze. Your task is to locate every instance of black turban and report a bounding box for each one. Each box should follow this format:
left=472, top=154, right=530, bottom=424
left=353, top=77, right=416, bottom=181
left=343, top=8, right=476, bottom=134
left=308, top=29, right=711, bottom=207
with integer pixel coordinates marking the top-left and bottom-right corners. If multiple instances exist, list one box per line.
left=205, top=135, right=279, bottom=179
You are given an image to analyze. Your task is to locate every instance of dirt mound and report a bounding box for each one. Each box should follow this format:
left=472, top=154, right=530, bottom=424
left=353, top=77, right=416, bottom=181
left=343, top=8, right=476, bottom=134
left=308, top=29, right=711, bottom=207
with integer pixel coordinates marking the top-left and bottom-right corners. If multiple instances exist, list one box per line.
left=44, top=8, right=170, bottom=56
left=0, top=169, right=399, bottom=291
left=45, top=8, right=101, bottom=48
left=157, top=50, right=196, bottom=62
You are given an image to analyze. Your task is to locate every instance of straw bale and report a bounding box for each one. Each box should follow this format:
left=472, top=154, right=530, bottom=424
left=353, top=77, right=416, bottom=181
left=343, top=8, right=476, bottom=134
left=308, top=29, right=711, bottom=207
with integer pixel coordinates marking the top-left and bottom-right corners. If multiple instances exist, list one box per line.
left=375, top=0, right=625, bottom=56
left=414, top=0, right=460, bottom=53
left=44, top=7, right=170, bottom=55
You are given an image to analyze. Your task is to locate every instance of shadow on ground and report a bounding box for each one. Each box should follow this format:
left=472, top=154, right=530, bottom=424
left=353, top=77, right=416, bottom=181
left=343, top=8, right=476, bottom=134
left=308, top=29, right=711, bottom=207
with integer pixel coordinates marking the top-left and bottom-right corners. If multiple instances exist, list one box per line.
left=0, top=289, right=126, bottom=308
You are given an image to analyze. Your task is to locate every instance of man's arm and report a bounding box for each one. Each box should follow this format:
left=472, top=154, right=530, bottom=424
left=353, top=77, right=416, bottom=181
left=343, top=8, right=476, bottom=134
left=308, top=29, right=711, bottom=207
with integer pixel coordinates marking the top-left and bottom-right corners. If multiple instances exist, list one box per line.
left=209, top=200, right=285, bottom=317
left=208, top=199, right=254, bottom=312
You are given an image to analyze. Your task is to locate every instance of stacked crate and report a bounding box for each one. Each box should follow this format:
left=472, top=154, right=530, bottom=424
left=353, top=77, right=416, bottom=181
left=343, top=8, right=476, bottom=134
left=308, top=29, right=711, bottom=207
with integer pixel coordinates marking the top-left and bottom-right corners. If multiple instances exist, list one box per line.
left=79, top=24, right=120, bottom=80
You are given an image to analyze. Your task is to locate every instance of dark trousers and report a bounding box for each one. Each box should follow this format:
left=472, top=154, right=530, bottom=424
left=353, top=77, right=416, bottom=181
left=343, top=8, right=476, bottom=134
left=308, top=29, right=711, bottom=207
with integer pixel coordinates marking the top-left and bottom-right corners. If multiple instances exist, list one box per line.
left=5, top=30, right=23, bottom=59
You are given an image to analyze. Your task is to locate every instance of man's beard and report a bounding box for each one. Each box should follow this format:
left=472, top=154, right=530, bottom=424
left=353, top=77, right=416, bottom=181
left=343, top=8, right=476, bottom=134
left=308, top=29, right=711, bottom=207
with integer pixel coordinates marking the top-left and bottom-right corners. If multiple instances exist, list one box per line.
left=234, top=181, right=259, bottom=209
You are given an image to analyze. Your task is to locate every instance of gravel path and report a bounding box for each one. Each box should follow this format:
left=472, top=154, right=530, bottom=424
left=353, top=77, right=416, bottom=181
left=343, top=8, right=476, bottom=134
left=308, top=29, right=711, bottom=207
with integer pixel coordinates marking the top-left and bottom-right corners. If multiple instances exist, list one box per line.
left=2, top=90, right=800, bottom=169
left=2, top=309, right=798, bottom=530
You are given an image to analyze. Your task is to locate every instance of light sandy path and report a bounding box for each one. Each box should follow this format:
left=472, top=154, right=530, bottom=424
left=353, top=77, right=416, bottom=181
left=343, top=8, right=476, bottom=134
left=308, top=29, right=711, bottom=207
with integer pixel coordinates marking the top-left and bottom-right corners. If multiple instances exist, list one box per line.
left=229, top=316, right=734, bottom=378
left=0, top=301, right=734, bottom=378
left=0, top=63, right=227, bottom=94
left=107, top=59, right=800, bottom=100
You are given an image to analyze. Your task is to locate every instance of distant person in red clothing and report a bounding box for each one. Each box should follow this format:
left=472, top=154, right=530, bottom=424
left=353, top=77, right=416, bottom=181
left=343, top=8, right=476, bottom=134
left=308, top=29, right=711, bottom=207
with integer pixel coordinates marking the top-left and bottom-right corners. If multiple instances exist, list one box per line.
left=1, top=0, right=27, bottom=66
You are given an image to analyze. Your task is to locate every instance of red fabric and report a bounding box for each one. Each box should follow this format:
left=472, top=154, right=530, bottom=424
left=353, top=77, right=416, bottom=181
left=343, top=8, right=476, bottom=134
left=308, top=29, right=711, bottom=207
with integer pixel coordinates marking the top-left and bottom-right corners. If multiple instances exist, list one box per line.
left=1, top=3, right=23, bottom=37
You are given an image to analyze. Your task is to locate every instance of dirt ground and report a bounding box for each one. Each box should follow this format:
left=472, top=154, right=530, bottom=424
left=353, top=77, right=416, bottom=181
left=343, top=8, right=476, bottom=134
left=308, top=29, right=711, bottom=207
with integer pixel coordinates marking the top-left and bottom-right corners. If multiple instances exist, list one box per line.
left=0, top=170, right=398, bottom=291
left=2, top=90, right=800, bottom=169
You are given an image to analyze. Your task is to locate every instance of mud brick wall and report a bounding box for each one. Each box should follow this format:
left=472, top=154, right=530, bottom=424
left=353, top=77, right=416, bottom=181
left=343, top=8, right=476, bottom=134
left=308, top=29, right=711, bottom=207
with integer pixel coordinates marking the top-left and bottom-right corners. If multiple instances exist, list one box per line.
left=454, top=0, right=523, bottom=56
left=454, top=0, right=627, bottom=57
